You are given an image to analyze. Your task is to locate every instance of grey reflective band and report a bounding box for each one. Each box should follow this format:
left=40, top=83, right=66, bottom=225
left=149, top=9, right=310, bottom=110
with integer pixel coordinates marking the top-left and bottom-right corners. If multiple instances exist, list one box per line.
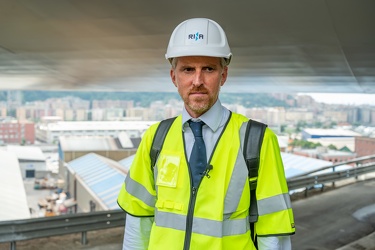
left=258, top=193, right=292, bottom=216
left=125, top=174, right=156, bottom=207
left=224, top=149, right=248, bottom=216
left=154, top=165, right=159, bottom=195
left=155, top=210, right=186, bottom=231
left=194, top=216, right=249, bottom=237
left=239, top=122, right=247, bottom=147
left=155, top=211, right=249, bottom=237
left=223, top=122, right=248, bottom=216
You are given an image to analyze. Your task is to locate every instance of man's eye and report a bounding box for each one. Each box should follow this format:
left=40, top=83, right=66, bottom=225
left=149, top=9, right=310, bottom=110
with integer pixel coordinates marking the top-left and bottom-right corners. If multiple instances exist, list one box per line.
left=183, top=68, right=194, bottom=72
left=204, top=67, right=214, bottom=72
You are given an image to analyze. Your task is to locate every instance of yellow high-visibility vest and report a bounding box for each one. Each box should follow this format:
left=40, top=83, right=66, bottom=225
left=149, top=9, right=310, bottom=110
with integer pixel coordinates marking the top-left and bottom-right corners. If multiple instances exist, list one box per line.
left=118, top=113, right=295, bottom=249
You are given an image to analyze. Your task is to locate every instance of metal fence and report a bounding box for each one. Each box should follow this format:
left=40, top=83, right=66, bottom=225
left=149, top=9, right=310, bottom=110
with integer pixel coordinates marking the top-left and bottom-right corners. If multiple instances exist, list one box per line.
left=287, top=162, right=375, bottom=191
left=1, top=154, right=375, bottom=250
left=0, top=210, right=125, bottom=250
left=287, top=154, right=375, bottom=193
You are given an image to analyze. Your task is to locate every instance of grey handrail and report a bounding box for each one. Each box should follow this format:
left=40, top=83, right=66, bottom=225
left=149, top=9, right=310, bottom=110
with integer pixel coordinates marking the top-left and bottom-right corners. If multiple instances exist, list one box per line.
left=287, top=162, right=375, bottom=190
left=0, top=209, right=125, bottom=249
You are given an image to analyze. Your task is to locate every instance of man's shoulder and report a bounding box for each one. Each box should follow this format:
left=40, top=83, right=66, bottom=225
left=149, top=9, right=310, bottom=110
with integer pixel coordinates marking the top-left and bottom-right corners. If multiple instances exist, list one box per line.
left=230, top=112, right=249, bottom=123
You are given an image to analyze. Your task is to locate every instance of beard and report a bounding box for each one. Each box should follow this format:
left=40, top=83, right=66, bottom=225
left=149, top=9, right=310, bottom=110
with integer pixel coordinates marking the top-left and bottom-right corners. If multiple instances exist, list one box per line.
left=186, top=97, right=211, bottom=115
left=181, top=85, right=220, bottom=116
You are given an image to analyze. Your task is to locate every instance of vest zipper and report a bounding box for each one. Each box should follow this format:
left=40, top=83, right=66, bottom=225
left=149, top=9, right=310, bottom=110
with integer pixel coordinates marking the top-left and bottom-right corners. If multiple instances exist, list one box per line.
left=183, top=186, right=196, bottom=250
left=183, top=165, right=212, bottom=250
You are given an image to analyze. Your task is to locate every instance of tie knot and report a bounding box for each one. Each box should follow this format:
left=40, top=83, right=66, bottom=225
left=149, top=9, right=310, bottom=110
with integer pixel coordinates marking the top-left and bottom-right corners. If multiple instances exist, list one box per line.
left=189, top=120, right=204, bottom=137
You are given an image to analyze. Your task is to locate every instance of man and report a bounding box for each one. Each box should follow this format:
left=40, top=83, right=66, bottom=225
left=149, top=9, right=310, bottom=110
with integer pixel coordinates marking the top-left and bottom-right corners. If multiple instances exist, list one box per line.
left=118, top=18, right=295, bottom=249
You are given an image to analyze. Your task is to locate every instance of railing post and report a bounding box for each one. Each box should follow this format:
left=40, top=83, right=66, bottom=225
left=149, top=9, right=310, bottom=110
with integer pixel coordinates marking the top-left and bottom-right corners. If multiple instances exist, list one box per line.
left=81, top=231, right=88, bottom=245
left=332, top=166, right=336, bottom=187
left=10, top=241, right=16, bottom=250
left=355, top=162, right=359, bottom=180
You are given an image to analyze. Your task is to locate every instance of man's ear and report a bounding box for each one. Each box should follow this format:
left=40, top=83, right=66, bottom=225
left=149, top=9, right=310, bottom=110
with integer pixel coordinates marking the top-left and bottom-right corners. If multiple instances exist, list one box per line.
left=220, top=66, right=228, bottom=86
left=170, top=68, right=177, bottom=87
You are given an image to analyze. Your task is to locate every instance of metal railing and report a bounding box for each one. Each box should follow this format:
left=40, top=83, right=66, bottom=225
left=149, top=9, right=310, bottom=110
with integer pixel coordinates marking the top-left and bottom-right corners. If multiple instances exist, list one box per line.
left=0, top=210, right=125, bottom=250
left=287, top=154, right=375, bottom=192
left=1, top=155, right=375, bottom=250
left=287, top=162, right=375, bottom=191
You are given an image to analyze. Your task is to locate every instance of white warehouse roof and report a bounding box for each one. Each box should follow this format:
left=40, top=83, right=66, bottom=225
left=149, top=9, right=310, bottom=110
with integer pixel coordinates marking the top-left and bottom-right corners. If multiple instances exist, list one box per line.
left=39, top=121, right=158, bottom=132
left=0, top=150, right=30, bottom=221
left=7, top=145, right=46, bottom=162
left=59, top=136, right=121, bottom=151
left=303, top=128, right=362, bottom=137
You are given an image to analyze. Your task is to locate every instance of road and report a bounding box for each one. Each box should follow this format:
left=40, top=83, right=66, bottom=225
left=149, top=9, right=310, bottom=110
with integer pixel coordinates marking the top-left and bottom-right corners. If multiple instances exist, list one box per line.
left=291, top=178, right=375, bottom=250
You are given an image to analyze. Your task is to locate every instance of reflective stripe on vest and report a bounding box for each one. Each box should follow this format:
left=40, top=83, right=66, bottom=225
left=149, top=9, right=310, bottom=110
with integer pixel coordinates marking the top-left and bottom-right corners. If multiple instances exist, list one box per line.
left=258, top=193, right=292, bottom=216
left=155, top=210, right=250, bottom=237
left=125, top=172, right=156, bottom=207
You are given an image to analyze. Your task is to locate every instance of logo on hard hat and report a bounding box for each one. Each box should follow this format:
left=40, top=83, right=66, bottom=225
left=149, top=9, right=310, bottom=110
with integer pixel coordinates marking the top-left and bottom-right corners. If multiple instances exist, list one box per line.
left=188, top=31, right=204, bottom=43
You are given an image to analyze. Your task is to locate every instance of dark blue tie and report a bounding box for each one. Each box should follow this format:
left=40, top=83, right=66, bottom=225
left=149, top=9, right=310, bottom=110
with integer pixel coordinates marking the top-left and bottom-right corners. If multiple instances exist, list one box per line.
left=189, top=121, right=207, bottom=188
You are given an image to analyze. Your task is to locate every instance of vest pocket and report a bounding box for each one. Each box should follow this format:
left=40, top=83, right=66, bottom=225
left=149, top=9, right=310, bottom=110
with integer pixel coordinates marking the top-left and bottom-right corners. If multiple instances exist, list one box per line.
left=156, top=154, right=181, bottom=188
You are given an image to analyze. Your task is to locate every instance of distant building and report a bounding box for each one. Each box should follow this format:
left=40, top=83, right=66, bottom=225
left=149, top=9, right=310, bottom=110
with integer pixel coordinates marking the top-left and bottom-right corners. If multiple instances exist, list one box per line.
left=126, top=107, right=150, bottom=120
left=66, top=153, right=128, bottom=212
left=58, top=133, right=138, bottom=189
left=0, top=118, right=35, bottom=144
left=355, top=137, right=375, bottom=160
left=302, top=128, right=361, bottom=140
left=0, top=150, right=30, bottom=221
left=318, top=148, right=357, bottom=163
left=36, top=120, right=156, bottom=144
left=308, top=137, right=356, bottom=152
left=320, top=111, right=348, bottom=123
left=292, top=147, right=356, bottom=164
left=285, top=109, right=314, bottom=124
left=6, top=145, right=47, bottom=178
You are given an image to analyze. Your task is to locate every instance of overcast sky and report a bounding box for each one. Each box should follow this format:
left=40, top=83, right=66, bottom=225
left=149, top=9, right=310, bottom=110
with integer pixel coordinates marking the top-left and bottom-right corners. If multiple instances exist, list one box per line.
left=302, top=93, right=375, bottom=106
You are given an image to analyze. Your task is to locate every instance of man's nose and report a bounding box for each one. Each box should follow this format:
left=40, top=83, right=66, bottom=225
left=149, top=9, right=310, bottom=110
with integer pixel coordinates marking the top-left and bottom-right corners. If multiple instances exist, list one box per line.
left=192, top=70, right=204, bottom=87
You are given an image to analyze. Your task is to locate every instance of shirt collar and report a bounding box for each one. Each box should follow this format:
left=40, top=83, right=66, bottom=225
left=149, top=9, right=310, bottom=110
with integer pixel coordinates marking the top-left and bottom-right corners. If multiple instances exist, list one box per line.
left=182, top=99, right=225, bottom=132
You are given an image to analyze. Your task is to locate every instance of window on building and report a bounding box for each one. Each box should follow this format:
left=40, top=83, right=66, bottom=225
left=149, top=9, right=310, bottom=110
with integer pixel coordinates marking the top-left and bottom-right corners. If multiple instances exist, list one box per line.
left=25, top=169, right=35, bottom=178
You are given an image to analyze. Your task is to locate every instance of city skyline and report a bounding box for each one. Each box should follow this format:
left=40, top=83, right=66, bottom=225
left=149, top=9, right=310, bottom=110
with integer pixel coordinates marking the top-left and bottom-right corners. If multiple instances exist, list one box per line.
left=303, top=93, right=375, bottom=106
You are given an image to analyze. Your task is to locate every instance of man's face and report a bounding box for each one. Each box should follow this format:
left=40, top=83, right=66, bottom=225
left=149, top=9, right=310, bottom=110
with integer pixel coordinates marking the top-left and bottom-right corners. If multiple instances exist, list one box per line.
left=170, top=56, right=228, bottom=118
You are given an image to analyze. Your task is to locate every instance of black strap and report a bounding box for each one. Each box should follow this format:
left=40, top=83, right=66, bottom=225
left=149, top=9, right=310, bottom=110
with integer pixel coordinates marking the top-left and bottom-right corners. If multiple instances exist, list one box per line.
left=243, top=119, right=267, bottom=247
left=150, top=117, right=177, bottom=169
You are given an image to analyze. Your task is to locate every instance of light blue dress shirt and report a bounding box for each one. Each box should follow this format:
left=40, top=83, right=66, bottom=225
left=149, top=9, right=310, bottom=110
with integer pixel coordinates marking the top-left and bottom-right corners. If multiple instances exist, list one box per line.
left=182, top=99, right=230, bottom=162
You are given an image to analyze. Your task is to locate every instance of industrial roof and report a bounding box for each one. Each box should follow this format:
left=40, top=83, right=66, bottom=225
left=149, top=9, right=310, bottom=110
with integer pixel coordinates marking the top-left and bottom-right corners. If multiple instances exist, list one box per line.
left=67, top=153, right=128, bottom=210
left=281, top=152, right=352, bottom=179
left=117, top=132, right=134, bottom=149
left=59, top=136, right=121, bottom=151
left=282, top=152, right=333, bottom=178
left=0, top=150, right=30, bottom=221
left=6, top=145, right=45, bottom=161
left=303, top=128, right=362, bottom=137
left=41, top=121, right=157, bottom=132
left=118, top=154, right=135, bottom=172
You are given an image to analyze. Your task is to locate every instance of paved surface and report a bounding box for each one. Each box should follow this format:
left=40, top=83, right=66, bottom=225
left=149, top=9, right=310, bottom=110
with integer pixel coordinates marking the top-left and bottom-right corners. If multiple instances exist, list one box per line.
left=291, top=177, right=375, bottom=250
left=336, top=231, right=375, bottom=250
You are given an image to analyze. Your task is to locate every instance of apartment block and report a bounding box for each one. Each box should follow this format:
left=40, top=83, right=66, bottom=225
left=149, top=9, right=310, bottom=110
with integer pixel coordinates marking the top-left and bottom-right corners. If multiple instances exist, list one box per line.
left=0, top=119, right=35, bottom=144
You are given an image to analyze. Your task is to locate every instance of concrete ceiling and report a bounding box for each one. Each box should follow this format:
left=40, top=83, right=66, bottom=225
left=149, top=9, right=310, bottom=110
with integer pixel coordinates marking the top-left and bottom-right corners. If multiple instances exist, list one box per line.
left=0, top=0, right=374, bottom=94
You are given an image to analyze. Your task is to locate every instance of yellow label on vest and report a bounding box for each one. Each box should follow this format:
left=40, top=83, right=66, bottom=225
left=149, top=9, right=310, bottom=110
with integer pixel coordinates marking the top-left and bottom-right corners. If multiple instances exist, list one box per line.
left=156, top=154, right=180, bottom=188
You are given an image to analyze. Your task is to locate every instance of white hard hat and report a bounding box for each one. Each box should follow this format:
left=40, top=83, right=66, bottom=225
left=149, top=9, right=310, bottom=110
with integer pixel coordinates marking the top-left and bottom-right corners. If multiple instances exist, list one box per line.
left=165, top=18, right=232, bottom=65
